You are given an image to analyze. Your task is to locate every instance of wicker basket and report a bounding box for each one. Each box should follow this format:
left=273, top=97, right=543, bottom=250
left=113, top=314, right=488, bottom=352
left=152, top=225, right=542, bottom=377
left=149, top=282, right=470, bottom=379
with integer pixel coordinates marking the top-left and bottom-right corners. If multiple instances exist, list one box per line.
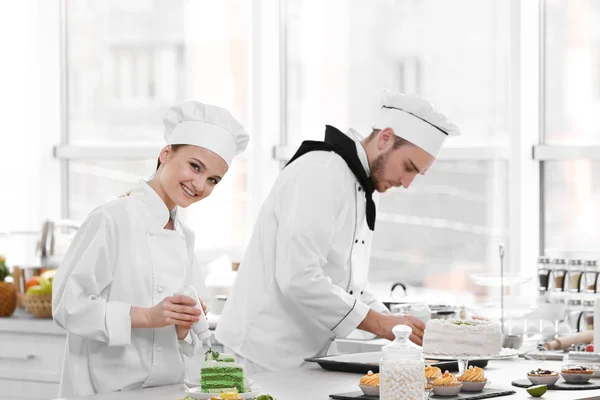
left=19, top=293, right=53, bottom=318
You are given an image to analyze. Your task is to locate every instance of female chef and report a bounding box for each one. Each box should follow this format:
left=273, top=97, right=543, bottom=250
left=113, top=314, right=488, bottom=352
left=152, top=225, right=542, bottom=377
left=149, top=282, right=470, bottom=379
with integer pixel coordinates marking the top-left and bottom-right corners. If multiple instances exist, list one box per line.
left=52, top=101, right=249, bottom=397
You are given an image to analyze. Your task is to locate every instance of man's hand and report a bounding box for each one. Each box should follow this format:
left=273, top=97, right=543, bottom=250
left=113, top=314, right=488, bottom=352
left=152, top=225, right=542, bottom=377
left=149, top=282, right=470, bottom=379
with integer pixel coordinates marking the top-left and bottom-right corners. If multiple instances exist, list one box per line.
left=378, top=314, right=425, bottom=345
left=358, top=310, right=426, bottom=345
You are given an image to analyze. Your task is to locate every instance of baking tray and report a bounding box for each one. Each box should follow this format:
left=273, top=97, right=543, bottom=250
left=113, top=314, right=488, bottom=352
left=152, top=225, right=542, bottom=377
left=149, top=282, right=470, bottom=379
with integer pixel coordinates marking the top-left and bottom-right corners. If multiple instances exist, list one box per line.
left=305, top=351, right=489, bottom=374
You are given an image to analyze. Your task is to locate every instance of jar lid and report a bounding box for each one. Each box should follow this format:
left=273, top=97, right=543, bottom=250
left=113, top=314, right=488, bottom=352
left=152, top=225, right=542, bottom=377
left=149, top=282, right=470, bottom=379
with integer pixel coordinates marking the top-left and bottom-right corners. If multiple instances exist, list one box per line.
left=381, top=325, right=422, bottom=360
left=568, top=259, right=583, bottom=266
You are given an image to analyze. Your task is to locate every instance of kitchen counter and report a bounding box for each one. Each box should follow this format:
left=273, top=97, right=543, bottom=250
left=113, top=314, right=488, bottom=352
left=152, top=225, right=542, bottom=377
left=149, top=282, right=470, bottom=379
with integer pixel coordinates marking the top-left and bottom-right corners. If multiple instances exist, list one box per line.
left=0, top=308, right=65, bottom=335
left=51, top=358, right=600, bottom=400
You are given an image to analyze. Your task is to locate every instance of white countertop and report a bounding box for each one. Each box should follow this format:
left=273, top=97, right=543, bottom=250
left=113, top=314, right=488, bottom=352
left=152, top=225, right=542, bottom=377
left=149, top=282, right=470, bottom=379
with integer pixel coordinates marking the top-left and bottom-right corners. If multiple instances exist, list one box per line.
left=51, top=358, right=600, bottom=400
left=0, top=308, right=65, bottom=335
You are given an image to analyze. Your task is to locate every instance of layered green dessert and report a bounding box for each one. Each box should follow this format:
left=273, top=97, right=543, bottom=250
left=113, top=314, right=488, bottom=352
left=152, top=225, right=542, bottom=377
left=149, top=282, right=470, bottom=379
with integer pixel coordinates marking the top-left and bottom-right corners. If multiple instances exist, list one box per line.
left=201, top=350, right=247, bottom=393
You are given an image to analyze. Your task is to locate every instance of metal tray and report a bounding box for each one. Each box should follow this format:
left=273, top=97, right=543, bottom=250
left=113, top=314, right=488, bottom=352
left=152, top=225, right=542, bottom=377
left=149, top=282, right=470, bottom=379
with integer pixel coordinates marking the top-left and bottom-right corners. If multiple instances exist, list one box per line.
left=305, top=351, right=489, bottom=374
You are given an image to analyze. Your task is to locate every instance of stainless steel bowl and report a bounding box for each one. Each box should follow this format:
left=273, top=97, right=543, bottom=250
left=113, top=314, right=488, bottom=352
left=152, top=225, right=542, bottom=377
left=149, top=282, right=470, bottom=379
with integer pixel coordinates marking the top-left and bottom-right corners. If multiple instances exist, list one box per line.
left=502, top=334, right=523, bottom=350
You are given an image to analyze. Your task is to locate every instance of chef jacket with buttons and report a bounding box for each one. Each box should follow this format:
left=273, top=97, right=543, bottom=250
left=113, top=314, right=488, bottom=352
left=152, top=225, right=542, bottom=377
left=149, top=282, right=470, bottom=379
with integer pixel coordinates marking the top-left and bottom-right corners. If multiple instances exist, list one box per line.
left=52, top=180, right=206, bottom=397
left=216, top=128, right=387, bottom=371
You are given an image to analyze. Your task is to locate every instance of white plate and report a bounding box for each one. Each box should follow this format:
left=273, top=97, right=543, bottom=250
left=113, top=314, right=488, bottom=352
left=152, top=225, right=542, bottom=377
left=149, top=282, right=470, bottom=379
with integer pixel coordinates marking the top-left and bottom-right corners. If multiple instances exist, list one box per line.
left=185, top=387, right=261, bottom=399
left=423, top=348, right=519, bottom=361
left=184, top=378, right=254, bottom=389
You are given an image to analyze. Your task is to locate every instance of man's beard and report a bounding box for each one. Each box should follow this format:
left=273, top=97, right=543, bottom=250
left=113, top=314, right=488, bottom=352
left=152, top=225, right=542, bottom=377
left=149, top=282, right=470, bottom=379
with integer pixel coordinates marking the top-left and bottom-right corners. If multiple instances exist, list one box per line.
left=369, top=149, right=391, bottom=190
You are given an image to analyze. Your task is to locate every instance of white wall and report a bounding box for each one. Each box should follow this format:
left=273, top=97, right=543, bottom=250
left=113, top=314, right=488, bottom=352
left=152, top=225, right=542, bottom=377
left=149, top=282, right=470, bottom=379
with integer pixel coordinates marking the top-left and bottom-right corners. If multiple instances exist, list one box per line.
left=0, top=0, right=61, bottom=265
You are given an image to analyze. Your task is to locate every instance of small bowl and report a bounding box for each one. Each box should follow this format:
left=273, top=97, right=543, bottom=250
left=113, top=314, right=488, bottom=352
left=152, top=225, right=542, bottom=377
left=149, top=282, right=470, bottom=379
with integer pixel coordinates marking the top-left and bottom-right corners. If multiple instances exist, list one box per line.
left=502, top=334, right=523, bottom=350
left=561, top=371, right=594, bottom=384
left=460, top=380, right=487, bottom=392
left=359, top=384, right=379, bottom=396
left=527, top=374, right=560, bottom=386
left=432, top=383, right=463, bottom=396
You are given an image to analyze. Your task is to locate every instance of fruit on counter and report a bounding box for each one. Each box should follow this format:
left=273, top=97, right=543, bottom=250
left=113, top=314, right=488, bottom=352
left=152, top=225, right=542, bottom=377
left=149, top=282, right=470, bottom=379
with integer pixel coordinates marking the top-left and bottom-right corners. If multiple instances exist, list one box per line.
left=0, top=255, right=9, bottom=282
left=39, top=269, right=57, bottom=291
left=0, top=255, right=17, bottom=317
left=561, top=365, right=594, bottom=374
left=26, top=284, right=51, bottom=295
left=253, top=395, right=276, bottom=400
left=25, top=276, right=41, bottom=291
left=526, top=384, right=547, bottom=397
left=586, top=344, right=595, bottom=352
left=528, top=368, right=557, bottom=376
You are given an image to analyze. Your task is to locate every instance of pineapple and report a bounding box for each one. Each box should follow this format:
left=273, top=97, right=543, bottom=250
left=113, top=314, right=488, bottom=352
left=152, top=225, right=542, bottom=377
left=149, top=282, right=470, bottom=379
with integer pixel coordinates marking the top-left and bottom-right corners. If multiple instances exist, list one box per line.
left=0, top=255, right=17, bottom=316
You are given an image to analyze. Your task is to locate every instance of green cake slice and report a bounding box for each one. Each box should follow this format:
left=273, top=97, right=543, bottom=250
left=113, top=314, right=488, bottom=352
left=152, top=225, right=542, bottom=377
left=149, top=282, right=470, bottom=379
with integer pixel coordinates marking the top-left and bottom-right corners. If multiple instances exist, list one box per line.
left=201, top=350, right=248, bottom=393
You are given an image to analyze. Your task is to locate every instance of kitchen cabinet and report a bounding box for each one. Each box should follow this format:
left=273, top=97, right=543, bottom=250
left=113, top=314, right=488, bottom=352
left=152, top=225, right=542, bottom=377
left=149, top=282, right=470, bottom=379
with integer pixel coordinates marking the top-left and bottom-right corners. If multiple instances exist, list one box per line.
left=0, top=311, right=65, bottom=400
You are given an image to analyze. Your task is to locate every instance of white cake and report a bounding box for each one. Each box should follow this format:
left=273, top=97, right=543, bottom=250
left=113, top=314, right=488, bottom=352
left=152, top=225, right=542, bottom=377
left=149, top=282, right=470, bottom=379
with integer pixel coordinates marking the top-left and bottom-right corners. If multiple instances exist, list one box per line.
left=422, top=319, right=502, bottom=357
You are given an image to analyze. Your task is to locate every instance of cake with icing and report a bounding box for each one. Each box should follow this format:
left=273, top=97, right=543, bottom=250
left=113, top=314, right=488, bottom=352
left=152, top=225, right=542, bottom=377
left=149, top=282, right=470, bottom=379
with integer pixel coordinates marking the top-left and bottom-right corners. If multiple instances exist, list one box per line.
left=200, top=350, right=248, bottom=393
left=422, top=319, right=502, bottom=356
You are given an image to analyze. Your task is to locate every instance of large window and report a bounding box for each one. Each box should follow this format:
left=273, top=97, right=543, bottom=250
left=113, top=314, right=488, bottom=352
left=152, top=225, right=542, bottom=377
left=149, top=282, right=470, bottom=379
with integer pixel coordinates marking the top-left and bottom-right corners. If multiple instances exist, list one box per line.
left=541, top=0, right=600, bottom=257
left=61, top=0, right=253, bottom=257
left=283, top=0, right=513, bottom=299
left=54, top=0, right=600, bottom=308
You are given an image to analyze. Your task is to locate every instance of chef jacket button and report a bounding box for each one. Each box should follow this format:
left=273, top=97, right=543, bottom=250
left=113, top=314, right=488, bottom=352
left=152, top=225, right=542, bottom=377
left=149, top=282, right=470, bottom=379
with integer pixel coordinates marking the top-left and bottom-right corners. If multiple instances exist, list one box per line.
left=360, top=291, right=364, bottom=295
left=156, top=346, right=162, bottom=352
left=362, top=240, right=365, bottom=244
left=358, top=187, right=362, bottom=192
left=355, top=239, right=358, bottom=243
left=349, top=290, right=353, bottom=295
left=157, top=286, right=163, bottom=293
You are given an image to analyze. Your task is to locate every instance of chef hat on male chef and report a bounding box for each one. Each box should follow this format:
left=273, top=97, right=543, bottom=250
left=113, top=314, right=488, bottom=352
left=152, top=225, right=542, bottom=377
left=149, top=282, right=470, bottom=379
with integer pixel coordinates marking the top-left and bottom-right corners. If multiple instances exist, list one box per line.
left=162, top=101, right=249, bottom=166
left=372, top=89, right=460, bottom=158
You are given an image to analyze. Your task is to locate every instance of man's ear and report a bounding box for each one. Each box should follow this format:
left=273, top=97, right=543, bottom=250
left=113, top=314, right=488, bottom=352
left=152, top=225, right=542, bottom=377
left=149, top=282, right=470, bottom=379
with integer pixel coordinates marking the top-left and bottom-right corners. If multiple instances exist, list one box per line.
left=378, top=127, right=396, bottom=150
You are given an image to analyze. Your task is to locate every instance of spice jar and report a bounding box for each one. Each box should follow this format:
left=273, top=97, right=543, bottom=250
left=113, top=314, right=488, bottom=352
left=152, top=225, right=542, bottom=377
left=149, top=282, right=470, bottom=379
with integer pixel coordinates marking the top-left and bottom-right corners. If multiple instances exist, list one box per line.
left=537, top=256, right=551, bottom=291
left=552, top=258, right=567, bottom=292
left=568, top=259, right=584, bottom=292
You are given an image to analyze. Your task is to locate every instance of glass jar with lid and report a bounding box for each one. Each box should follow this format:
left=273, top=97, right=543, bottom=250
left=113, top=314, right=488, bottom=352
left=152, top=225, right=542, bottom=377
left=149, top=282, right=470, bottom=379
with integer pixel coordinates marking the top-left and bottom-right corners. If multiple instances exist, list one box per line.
left=380, top=325, right=424, bottom=400
left=584, top=260, right=598, bottom=293
left=568, top=259, right=584, bottom=292
left=537, top=256, right=551, bottom=292
left=551, top=258, right=567, bottom=292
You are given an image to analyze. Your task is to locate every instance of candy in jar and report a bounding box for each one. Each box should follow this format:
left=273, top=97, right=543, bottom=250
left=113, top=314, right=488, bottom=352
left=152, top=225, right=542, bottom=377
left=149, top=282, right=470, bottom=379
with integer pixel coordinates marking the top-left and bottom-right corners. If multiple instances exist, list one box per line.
left=380, top=325, right=425, bottom=400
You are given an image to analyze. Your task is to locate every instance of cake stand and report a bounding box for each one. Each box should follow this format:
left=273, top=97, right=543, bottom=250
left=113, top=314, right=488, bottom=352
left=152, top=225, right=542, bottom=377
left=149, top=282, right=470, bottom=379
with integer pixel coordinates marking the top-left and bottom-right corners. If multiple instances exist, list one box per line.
left=423, top=348, right=519, bottom=376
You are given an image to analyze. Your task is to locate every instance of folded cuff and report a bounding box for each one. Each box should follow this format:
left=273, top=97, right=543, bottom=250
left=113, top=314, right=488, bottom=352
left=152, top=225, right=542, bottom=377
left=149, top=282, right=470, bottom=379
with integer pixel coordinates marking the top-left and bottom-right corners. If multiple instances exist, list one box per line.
left=332, top=300, right=370, bottom=338
left=105, top=301, right=132, bottom=347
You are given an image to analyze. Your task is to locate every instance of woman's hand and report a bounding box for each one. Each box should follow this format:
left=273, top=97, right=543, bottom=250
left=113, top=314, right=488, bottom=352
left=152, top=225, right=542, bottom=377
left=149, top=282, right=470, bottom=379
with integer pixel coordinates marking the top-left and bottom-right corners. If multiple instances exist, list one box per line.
left=131, top=295, right=201, bottom=330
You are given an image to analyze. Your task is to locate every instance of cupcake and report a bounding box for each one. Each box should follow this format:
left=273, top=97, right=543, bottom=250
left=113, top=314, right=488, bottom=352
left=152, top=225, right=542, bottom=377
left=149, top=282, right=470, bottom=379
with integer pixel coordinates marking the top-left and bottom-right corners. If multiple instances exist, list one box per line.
left=359, top=370, right=380, bottom=396
left=432, top=371, right=463, bottom=396
left=425, top=366, right=442, bottom=384
left=459, top=366, right=487, bottom=392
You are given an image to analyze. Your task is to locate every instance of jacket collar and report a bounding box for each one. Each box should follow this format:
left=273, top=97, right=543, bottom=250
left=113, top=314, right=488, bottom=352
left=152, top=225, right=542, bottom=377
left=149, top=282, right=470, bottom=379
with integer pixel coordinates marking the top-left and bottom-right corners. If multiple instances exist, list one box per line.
left=129, top=180, right=179, bottom=230
left=347, top=128, right=371, bottom=177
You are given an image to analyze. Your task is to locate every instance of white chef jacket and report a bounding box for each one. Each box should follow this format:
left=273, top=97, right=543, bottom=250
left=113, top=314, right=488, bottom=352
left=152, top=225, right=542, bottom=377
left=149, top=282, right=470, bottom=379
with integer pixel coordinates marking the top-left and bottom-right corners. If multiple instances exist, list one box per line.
left=215, top=128, right=388, bottom=371
left=52, top=180, right=206, bottom=397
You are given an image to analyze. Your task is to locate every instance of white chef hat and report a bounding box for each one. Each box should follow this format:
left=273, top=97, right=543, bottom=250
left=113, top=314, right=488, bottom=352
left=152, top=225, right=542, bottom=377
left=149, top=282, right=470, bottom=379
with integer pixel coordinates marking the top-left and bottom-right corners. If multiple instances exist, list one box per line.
left=162, top=101, right=249, bottom=166
left=372, top=89, right=460, bottom=158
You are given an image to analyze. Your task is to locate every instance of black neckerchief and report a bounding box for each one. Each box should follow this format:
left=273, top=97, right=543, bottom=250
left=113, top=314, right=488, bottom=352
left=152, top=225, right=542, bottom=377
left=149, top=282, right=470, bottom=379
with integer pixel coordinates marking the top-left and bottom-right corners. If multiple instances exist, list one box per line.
left=285, top=125, right=376, bottom=231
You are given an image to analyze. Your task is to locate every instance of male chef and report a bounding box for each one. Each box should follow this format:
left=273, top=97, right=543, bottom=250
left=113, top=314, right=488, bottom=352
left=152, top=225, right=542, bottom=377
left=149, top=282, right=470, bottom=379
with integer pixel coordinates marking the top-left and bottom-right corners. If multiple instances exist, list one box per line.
left=216, top=90, right=461, bottom=372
